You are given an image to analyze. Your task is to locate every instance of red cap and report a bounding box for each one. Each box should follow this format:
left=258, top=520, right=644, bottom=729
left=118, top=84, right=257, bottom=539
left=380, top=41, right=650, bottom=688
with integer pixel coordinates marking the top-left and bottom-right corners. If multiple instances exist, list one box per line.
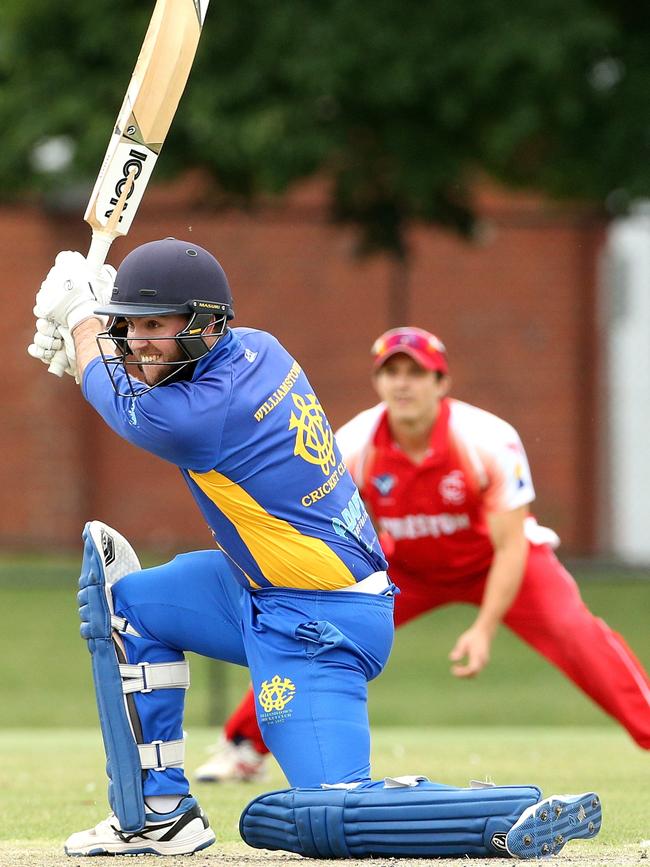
left=371, top=327, right=448, bottom=374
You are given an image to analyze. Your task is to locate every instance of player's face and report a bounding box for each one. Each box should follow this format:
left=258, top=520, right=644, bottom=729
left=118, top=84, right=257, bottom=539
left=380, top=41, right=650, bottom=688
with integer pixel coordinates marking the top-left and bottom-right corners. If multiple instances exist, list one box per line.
left=373, top=354, right=449, bottom=425
left=125, top=314, right=190, bottom=386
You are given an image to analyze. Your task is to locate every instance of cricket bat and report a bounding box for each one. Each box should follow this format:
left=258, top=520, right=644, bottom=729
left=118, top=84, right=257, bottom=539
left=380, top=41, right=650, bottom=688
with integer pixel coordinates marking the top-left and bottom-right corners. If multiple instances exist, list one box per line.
left=49, top=0, right=210, bottom=375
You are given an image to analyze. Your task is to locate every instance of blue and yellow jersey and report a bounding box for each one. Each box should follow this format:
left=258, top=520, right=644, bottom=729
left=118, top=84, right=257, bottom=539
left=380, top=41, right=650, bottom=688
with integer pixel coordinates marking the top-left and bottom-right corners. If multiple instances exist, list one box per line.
left=83, top=328, right=387, bottom=591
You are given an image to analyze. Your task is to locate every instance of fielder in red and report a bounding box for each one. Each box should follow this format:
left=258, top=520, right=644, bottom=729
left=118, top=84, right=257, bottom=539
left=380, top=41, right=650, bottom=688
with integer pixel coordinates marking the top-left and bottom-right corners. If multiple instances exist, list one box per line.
left=195, top=326, right=650, bottom=782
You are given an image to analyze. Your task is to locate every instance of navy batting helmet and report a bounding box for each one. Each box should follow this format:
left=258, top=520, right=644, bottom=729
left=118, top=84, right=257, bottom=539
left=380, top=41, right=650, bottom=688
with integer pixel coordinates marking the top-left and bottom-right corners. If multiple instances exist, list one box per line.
left=96, top=238, right=235, bottom=396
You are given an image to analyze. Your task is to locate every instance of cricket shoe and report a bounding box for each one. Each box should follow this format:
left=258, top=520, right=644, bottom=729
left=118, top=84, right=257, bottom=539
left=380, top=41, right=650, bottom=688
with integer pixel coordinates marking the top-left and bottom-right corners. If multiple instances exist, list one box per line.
left=506, top=792, right=602, bottom=859
left=64, top=795, right=215, bottom=856
left=194, top=735, right=268, bottom=783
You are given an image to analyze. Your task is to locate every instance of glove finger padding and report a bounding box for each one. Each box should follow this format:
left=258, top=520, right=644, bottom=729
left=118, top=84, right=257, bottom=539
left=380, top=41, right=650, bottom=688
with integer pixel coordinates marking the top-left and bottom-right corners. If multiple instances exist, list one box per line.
left=28, top=317, right=79, bottom=380
left=32, top=324, right=64, bottom=354
left=36, top=317, right=62, bottom=338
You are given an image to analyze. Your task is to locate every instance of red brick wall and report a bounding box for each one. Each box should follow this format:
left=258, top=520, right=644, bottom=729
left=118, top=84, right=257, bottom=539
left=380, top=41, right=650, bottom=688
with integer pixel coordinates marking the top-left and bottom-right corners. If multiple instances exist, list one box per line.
left=0, top=181, right=605, bottom=555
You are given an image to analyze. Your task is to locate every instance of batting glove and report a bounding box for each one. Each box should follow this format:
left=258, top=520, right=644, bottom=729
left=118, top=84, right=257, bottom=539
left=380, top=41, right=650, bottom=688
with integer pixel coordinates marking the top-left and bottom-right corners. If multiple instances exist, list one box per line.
left=34, top=251, right=115, bottom=332
left=27, top=318, right=78, bottom=380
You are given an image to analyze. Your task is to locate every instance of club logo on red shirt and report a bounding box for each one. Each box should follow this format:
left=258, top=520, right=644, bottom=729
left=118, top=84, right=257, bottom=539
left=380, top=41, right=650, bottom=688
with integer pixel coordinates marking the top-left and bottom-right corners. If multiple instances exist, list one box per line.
left=372, top=474, right=397, bottom=496
left=439, top=470, right=466, bottom=505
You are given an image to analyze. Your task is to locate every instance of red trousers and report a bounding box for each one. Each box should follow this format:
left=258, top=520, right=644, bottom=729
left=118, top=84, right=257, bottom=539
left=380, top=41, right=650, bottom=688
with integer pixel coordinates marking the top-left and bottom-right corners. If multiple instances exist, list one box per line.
left=225, top=544, right=650, bottom=753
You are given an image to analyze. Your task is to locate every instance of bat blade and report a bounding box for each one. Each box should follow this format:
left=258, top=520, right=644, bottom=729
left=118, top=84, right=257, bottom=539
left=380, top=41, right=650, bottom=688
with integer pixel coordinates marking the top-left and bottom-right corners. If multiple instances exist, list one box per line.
left=84, top=0, right=210, bottom=261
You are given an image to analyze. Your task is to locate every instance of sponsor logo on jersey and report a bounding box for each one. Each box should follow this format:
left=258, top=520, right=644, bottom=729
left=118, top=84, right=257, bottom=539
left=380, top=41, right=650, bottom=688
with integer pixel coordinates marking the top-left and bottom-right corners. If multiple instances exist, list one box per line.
left=258, top=674, right=296, bottom=725
left=380, top=512, right=470, bottom=540
left=372, top=473, right=396, bottom=496
left=332, top=489, right=372, bottom=549
left=127, top=397, right=138, bottom=427
left=244, top=348, right=258, bottom=363
left=439, top=469, right=466, bottom=505
left=289, top=393, right=336, bottom=476
left=514, top=461, right=527, bottom=490
left=506, top=442, right=530, bottom=490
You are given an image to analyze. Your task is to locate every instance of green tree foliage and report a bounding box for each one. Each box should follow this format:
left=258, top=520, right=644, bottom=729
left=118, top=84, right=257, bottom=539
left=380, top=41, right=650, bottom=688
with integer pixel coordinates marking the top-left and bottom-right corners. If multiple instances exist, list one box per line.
left=1, top=0, right=648, bottom=253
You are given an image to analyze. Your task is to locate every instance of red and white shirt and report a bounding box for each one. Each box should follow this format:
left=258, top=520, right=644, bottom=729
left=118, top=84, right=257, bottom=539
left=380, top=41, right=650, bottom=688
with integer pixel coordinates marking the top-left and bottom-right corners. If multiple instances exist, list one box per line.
left=336, top=398, right=556, bottom=582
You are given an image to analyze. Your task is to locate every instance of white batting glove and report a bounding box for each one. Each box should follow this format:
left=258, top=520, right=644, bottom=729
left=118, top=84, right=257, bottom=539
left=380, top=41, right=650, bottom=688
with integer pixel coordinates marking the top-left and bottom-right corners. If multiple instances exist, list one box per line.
left=28, top=317, right=64, bottom=362
left=27, top=319, right=79, bottom=380
left=34, top=251, right=115, bottom=332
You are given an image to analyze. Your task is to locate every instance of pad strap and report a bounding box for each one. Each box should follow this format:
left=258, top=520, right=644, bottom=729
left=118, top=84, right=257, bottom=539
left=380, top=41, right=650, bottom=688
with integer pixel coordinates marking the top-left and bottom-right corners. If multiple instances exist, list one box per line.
left=138, top=738, right=185, bottom=772
left=111, top=615, right=141, bottom=637
left=119, top=661, right=190, bottom=694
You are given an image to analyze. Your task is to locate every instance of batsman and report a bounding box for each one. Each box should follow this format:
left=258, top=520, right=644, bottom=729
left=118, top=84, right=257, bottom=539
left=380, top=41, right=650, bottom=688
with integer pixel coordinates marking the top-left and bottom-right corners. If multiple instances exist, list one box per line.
left=29, top=239, right=602, bottom=858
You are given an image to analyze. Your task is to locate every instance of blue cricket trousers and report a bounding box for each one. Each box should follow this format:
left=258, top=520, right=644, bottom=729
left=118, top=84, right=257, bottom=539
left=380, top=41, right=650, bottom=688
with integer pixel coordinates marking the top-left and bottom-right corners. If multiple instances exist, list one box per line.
left=110, top=550, right=395, bottom=796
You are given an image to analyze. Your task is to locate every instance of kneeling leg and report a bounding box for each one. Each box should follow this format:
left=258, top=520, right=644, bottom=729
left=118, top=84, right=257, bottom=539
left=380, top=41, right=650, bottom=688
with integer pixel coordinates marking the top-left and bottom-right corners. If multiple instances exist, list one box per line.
left=240, top=780, right=602, bottom=859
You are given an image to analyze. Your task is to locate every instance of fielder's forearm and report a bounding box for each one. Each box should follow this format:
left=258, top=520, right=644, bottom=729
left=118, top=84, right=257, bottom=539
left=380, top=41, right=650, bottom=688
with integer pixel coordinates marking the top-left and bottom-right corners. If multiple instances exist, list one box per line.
left=72, top=318, right=104, bottom=382
left=474, top=538, right=528, bottom=637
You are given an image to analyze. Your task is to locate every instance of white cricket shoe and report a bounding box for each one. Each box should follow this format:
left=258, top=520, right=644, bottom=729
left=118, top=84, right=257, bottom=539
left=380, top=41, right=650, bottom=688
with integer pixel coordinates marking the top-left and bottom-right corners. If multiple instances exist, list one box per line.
left=194, top=735, right=268, bottom=783
left=64, top=795, right=215, bottom=856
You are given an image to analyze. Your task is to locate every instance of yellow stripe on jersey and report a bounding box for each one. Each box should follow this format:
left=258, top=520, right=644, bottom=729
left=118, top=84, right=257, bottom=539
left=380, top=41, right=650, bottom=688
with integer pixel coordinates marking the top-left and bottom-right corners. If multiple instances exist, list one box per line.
left=188, top=469, right=356, bottom=590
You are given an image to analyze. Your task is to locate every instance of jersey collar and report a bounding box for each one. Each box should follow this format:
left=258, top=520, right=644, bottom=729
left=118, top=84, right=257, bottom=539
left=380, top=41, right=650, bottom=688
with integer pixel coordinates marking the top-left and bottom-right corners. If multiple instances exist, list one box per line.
left=376, top=397, right=451, bottom=466
left=192, top=328, right=237, bottom=378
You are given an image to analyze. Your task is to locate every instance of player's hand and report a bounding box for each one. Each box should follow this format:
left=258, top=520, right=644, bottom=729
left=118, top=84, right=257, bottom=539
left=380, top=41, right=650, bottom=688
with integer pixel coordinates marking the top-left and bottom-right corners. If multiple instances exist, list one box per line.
left=28, top=318, right=78, bottom=380
left=34, top=251, right=115, bottom=332
left=28, top=317, right=64, bottom=362
left=448, top=625, right=492, bottom=678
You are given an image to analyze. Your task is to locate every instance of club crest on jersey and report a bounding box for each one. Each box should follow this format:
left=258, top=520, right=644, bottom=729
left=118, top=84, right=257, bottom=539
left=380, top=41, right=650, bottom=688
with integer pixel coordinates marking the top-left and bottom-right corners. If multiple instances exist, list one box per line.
left=372, top=474, right=396, bottom=496
left=439, top=470, right=466, bottom=505
left=289, top=393, right=336, bottom=476
left=258, top=674, right=296, bottom=725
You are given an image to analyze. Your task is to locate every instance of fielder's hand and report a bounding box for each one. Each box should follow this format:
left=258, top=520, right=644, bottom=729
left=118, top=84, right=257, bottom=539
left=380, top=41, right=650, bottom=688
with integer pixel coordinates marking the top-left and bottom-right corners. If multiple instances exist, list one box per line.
left=34, top=251, right=115, bottom=332
left=448, top=624, right=492, bottom=678
left=27, top=318, right=78, bottom=380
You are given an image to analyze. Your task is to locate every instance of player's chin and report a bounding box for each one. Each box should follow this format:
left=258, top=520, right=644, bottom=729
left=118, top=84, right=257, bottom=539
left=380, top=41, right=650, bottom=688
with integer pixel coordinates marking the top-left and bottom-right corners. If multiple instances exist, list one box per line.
left=390, top=404, right=419, bottom=422
left=141, top=366, right=166, bottom=386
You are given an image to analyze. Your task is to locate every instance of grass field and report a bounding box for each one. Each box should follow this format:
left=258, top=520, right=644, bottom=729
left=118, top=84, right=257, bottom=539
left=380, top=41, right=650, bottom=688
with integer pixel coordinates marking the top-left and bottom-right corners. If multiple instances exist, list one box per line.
left=0, top=727, right=647, bottom=863
left=1, top=555, right=649, bottom=862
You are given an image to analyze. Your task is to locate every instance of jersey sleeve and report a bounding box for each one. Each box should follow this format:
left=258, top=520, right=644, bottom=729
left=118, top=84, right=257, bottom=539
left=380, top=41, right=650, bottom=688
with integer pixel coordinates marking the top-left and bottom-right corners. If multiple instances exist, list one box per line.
left=335, top=404, right=384, bottom=486
left=451, top=401, right=536, bottom=514
left=82, top=357, right=228, bottom=471
left=478, top=422, right=535, bottom=513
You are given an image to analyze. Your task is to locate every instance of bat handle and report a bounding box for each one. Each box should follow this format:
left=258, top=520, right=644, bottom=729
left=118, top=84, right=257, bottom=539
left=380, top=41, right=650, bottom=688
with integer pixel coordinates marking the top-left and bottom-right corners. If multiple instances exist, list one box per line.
left=48, top=349, right=69, bottom=378
left=87, top=231, right=114, bottom=275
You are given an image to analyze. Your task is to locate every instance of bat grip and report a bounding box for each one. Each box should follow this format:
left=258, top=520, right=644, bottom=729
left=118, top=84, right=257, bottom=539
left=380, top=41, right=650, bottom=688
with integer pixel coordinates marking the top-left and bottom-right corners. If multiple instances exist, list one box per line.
left=48, top=349, right=69, bottom=378
left=87, top=231, right=114, bottom=274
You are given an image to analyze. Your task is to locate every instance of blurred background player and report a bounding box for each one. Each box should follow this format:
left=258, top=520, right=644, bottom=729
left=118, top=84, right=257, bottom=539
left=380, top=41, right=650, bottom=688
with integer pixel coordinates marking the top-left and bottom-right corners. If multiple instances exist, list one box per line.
left=197, top=325, right=650, bottom=784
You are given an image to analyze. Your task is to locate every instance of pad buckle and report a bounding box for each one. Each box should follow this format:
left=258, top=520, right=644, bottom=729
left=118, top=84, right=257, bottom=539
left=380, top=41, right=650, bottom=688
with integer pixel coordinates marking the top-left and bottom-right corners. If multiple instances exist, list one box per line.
left=151, top=740, right=166, bottom=772
left=138, top=661, right=152, bottom=693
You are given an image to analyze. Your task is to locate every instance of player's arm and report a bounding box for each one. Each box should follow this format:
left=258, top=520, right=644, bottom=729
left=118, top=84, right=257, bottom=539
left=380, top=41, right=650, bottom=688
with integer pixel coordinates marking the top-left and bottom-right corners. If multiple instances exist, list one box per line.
left=449, top=505, right=529, bottom=678
left=72, top=318, right=105, bottom=381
